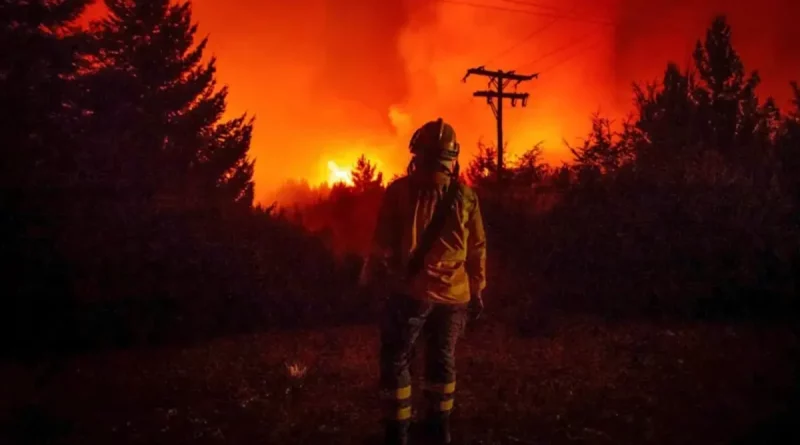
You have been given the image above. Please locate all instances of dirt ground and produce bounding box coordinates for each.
[1,316,797,445]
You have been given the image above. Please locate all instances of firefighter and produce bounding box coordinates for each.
[360,118,487,444]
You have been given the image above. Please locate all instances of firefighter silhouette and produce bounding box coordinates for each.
[361,118,487,444]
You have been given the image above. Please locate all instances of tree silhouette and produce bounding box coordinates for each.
[633,63,701,167]
[631,16,778,173]
[778,82,800,204]
[569,115,633,177]
[692,16,766,159]
[0,0,93,355]
[510,144,549,188]
[351,154,383,193]
[1,0,91,190]
[83,0,255,208]
[469,15,800,321]
[466,143,498,188]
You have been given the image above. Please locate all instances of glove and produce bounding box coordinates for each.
[468,291,484,321]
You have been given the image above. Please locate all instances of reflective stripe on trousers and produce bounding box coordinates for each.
[380,385,413,421]
[379,294,467,422]
[423,381,456,413]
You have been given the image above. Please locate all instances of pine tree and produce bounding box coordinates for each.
[632,16,775,170]
[82,0,255,208]
[0,0,92,190]
[778,82,800,203]
[692,16,766,158]
[633,63,701,166]
[0,0,92,354]
[351,154,383,193]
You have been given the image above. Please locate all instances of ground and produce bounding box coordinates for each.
[1,316,797,445]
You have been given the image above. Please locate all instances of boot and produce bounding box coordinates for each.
[422,413,451,444]
[384,420,410,445]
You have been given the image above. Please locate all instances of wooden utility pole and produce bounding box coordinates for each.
[463,67,537,181]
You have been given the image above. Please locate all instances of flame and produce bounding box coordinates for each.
[82,0,800,205]
[327,160,354,186]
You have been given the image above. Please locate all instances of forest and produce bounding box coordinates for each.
[1,1,798,444]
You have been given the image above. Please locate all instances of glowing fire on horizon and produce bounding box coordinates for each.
[327,160,354,186]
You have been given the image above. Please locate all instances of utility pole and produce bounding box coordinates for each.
[463,66,537,182]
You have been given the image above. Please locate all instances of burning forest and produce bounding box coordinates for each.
[2,1,799,444]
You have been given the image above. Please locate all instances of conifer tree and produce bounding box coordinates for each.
[351,155,383,193]
[0,0,91,190]
[83,0,254,208]
[777,82,800,202]
[0,0,92,352]
[633,63,700,165]
[632,16,776,170]
[692,16,765,157]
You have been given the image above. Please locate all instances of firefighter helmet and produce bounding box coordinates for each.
[409,118,460,161]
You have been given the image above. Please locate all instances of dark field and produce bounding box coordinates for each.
[2,317,796,445]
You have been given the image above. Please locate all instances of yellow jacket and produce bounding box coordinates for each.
[366,172,487,304]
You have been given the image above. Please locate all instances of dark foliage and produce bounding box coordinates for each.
[0,1,354,358]
[482,16,800,323]
[81,0,255,207]
[1,0,94,356]
[3,8,799,362]
[465,142,499,189]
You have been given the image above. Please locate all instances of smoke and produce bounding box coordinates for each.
[85,0,800,202]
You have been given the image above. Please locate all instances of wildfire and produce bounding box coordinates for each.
[327,160,354,186]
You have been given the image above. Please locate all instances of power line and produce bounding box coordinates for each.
[503,0,702,27]
[440,0,703,32]
[436,0,616,27]
[499,0,599,15]
[483,18,559,66]
[537,38,604,74]
[516,30,595,71]
[482,0,582,66]
[499,0,562,11]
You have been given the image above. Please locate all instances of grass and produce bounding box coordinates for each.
[0,316,797,445]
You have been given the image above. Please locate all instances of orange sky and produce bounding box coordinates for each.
[85,0,800,203]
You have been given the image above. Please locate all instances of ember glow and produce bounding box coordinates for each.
[83,0,800,203]
[327,161,354,186]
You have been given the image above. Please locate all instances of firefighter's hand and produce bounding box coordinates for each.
[359,257,389,288]
[468,291,484,321]
[358,260,370,288]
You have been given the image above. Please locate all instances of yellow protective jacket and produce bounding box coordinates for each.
[366,172,487,304]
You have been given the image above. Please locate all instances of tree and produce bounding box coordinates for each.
[631,16,778,174]
[777,82,800,203]
[351,154,383,193]
[82,0,255,208]
[0,0,93,355]
[692,16,769,159]
[633,63,701,167]
[569,115,634,178]
[0,0,92,190]
[466,142,498,188]
[510,143,549,188]
[550,164,573,191]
